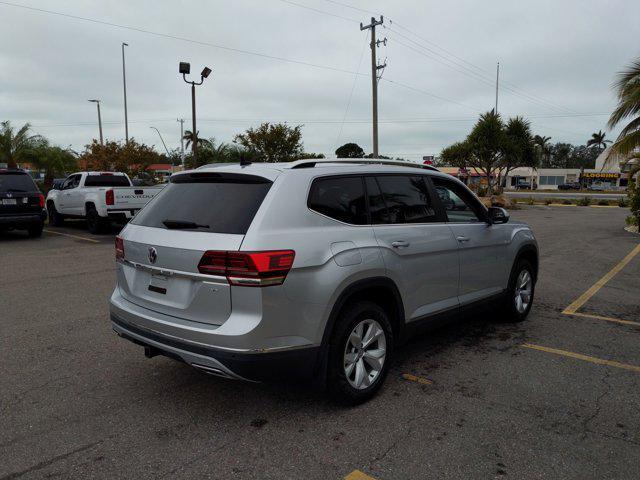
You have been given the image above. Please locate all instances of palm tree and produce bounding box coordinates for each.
[608,58,640,156]
[533,135,552,167]
[0,121,41,168]
[587,130,611,152]
[32,140,78,189]
[182,130,212,150]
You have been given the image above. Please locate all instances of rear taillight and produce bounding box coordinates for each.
[115,236,125,260]
[198,250,295,287]
[106,189,114,206]
[38,194,45,208]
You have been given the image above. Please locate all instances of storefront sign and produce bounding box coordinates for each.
[582,172,619,179]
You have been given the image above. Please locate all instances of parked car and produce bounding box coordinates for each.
[515,181,536,190]
[588,182,607,191]
[557,182,581,190]
[0,168,46,237]
[109,159,538,404]
[46,172,164,234]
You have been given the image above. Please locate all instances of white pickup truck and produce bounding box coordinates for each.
[46,171,164,234]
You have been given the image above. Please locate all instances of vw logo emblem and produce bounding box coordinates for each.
[148,247,158,264]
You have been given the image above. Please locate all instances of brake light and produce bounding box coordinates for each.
[38,193,45,208]
[106,189,114,205]
[115,236,125,260]
[198,250,295,287]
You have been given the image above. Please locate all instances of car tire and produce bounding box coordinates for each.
[27,222,44,238]
[499,258,535,322]
[86,207,107,234]
[327,301,393,405]
[47,202,63,226]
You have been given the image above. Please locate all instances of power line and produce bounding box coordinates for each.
[277,0,359,23]
[0,0,476,115]
[323,0,380,16]
[336,31,369,146]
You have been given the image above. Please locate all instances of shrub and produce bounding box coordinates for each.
[618,197,629,207]
[577,196,592,206]
[597,199,609,206]
[562,199,572,205]
[526,197,535,205]
[626,215,638,226]
[544,198,552,205]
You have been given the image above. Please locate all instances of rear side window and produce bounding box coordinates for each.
[374,175,439,224]
[131,172,272,234]
[0,172,37,192]
[84,174,130,187]
[308,176,367,225]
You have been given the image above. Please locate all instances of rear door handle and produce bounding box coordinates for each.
[456,236,470,243]
[391,240,410,248]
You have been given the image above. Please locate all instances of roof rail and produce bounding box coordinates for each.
[288,158,439,172]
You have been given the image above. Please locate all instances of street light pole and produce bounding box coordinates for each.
[88,99,103,146]
[177,118,185,167]
[122,42,129,143]
[150,127,170,155]
[179,62,212,164]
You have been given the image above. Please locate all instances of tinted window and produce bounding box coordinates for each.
[84,174,131,187]
[0,172,37,192]
[365,177,389,224]
[132,172,272,234]
[308,176,367,225]
[375,175,438,224]
[431,178,483,223]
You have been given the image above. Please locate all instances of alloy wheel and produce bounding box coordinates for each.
[514,269,533,314]
[343,319,387,390]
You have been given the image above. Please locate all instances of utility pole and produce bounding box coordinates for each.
[177,118,185,167]
[360,16,385,158]
[495,62,500,114]
[122,42,129,143]
[88,99,103,146]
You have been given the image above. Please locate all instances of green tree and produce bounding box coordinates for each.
[79,139,163,176]
[0,121,41,168]
[182,130,212,151]
[233,123,303,162]
[32,140,77,189]
[463,110,506,194]
[608,58,640,156]
[587,130,611,152]
[440,141,471,167]
[502,117,536,186]
[533,135,552,167]
[335,143,365,158]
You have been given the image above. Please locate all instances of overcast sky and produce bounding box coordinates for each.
[1,0,639,160]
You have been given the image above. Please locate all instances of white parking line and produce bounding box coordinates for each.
[43,229,101,243]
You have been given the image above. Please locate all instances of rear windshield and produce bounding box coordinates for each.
[0,172,37,192]
[131,172,272,234]
[84,174,130,187]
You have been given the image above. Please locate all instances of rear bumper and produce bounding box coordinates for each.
[0,211,46,226]
[107,209,139,222]
[111,312,321,382]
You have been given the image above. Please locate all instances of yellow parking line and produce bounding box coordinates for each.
[590,205,619,208]
[549,203,576,207]
[562,244,640,315]
[402,373,433,385]
[43,229,100,244]
[345,470,377,480]
[566,311,640,327]
[522,343,640,373]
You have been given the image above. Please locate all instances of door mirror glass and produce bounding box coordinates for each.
[488,207,509,224]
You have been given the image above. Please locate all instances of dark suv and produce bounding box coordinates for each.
[0,169,46,237]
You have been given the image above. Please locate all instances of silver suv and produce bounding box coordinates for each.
[110,159,538,403]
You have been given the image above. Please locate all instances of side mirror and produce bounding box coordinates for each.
[488,206,509,224]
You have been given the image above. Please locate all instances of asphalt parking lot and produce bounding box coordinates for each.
[1,206,639,479]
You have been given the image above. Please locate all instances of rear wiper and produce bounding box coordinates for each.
[162,219,210,230]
